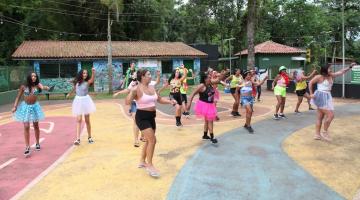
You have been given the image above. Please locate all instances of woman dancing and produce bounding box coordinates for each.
[309,63,355,141]
[293,69,317,114]
[12,72,50,157]
[66,68,96,145]
[126,69,176,177]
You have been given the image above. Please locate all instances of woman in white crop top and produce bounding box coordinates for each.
[126,69,176,177]
[309,63,356,141]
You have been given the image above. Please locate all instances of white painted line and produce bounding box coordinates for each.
[0,158,17,170]
[10,128,87,200]
[30,138,45,148]
[30,122,55,134]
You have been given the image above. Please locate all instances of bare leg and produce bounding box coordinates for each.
[33,122,40,144]
[303,93,312,109]
[280,97,286,114]
[315,110,324,138]
[295,96,303,112]
[132,114,140,145]
[142,128,156,167]
[245,105,253,126]
[76,115,82,140]
[84,114,91,138]
[323,110,334,133]
[275,95,282,114]
[23,122,30,147]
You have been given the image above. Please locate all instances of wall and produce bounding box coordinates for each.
[0,90,18,105]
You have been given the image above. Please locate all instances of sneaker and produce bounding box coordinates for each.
[210,138,218,144]
[231,111,237,116]
[273,114,280,120]
[235,112,241,116]
[176,121,182,127]
[257,99,261,102]
[215,116,220,121]
[35,143,41,151]
[309,107,315,110]
[279,114,287,119]
[24,146,31,157]
[74,139,80,145]
[88,137,94,144]
[294,111,301,115]
[202,135,211,140]
[244,124,254,134]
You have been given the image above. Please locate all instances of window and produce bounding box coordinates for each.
[40,64,59,78]
[60,63,78,78]
[40,63,78,78]
[161,60,172,74]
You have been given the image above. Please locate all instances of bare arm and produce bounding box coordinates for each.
[125,89,137,105]
[154,70,161,86]
[66,85,75,99]
[12,85,25,112]
[113,88,130,97]
[303,69,317,80]
[187,84,205,111]
[331,63,356,78]
[253,75,269,87]
[187,69,195,80]
[309,75,321,97]
[88,67,96,85]
[272,75,280,89]
[38,83,50,91]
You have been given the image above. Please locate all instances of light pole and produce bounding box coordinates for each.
[341,0,345,98]
[224,38,235,73]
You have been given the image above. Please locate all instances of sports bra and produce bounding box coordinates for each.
[24,87,40,96]
[240,81,253,94]
[276,77,286,87]
[136,88,158,109]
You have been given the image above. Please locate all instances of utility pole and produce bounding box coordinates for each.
[341,0,345,98]
[107,10,113,94]
[224,38,235,73]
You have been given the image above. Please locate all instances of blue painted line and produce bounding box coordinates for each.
[167,104,360,200]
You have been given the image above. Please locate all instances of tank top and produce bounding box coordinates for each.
[276,77,286,87]
[76,82,89,96]
[296,80,307,91]
[199,85,215,103]
[170,78,182,93]
[230,75,243,88]
[240,81,253,95]
[136,88,158,109]
[317,78,332,92]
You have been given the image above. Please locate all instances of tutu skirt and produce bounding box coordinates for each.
[311,90,334,110]
[14,102,45,123]
[194,100,217,121]
[72,95,96,115]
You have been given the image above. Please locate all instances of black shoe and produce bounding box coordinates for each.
[176,121,182,127]
[235,112,241,116]
[245,125,254,133]
[309,107,315,110]
[24,146,31,157]
[273,114,280,120]
[88,137,94,144]
[74,139,80,145]
[215,116,220,121]
[231,111,237,116]
[35,143,41,151]
[210,138,218,144]
[202,135,211,140]
[279,114,287,119]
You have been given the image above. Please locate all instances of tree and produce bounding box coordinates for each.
[246,0,257,70]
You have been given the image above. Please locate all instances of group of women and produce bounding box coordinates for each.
[11,62,356,177]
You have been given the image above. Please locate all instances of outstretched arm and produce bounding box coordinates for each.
[187,84,205,111]
[331,63,356,78]
[253,75,269,87]
[272,75,279,90]
[38,83,50,91]
[303,69,317,80]
[88,67,96,85]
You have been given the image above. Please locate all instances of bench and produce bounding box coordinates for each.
[41,86,70,100]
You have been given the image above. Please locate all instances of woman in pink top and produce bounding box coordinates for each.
[126,69,176,177]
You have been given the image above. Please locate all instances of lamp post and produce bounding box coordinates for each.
[224,38,235,73]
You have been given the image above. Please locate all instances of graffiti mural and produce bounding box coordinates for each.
[93,61,123,92]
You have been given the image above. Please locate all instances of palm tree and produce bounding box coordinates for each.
[246,0,256,70]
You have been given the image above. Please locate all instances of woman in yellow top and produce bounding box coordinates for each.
[293,69,317,114]
[225,69,243,116]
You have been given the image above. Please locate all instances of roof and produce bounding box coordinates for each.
[235,41,305,56]
[12,41,208,59]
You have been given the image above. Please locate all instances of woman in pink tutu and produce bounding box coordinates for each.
[187,71,225,144]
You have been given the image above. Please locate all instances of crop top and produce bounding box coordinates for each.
[76,82,89,96]
[199,85,215,103]
[136,90,158,109]
[317,78,333,92]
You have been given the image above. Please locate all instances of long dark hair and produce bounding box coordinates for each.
[199,72,209,84]
[320,65,330,76]
[26,72,41,93]
[168,69,182,84]
[73,69,90,86]
[137,69,149,82]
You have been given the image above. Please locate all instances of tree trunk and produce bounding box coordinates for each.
[247,0,257,70]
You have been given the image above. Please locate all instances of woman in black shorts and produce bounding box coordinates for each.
[126,69,176,177]
[293,69,317,113]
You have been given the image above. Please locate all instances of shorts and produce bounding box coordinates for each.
[170,92,183,105]
[230,88,239,94]
[296,89,307,97]
[129,101,137,113]
[181,93,187,104]
[274,85,286,97]
[241,96,254,109]
[135,109,156,131]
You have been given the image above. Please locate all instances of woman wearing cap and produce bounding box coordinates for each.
[240,70,268,133]
[272,66,291,120]
[309,63,355,141]
[293,69,317,114]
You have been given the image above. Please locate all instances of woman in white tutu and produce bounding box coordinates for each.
[67,68,96,145]
[309,63,355,141]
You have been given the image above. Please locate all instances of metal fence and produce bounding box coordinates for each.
[0,66,32,92]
